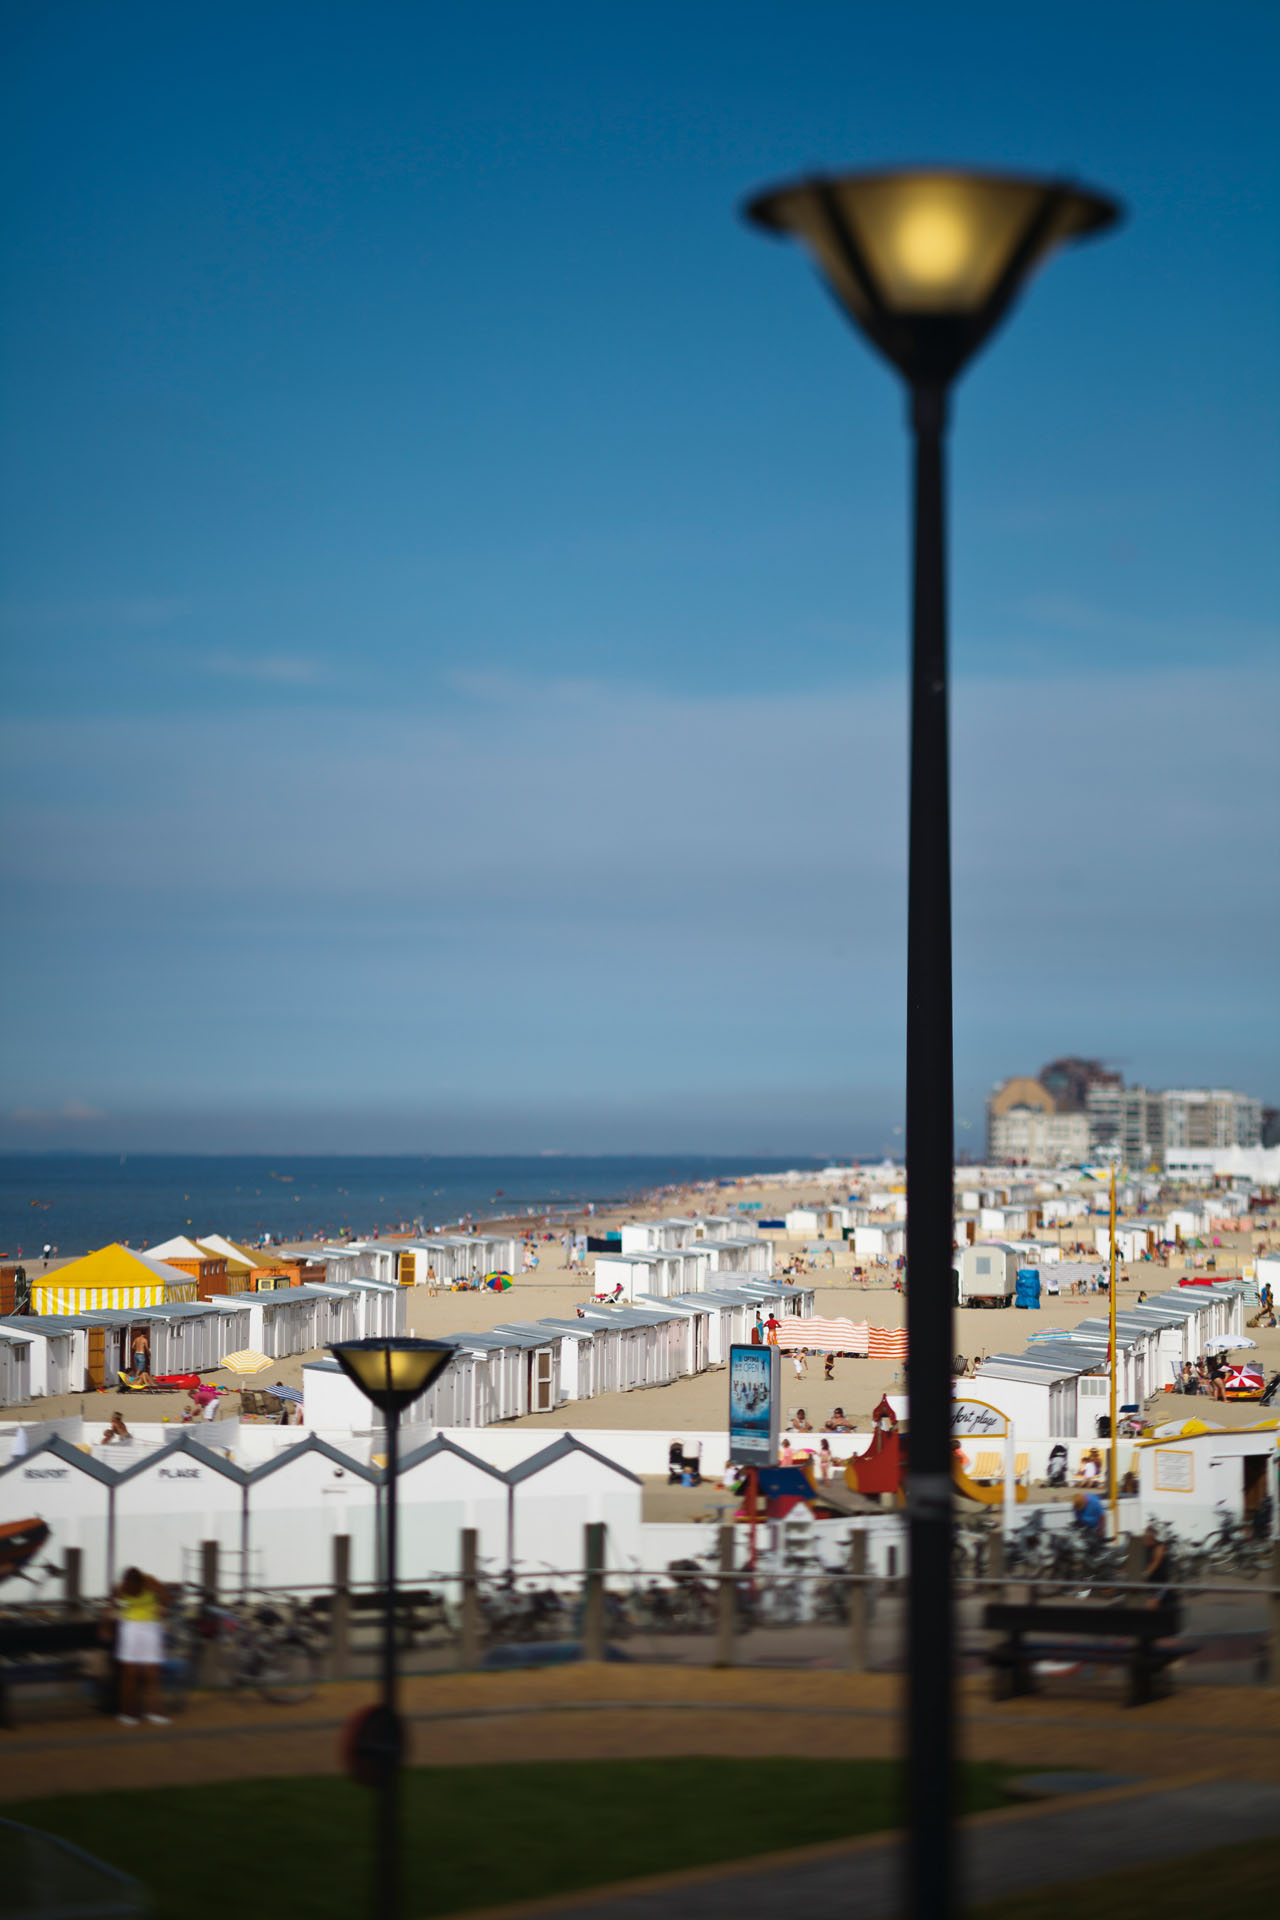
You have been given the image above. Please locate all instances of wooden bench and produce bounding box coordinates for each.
[983,1599,1189,1707]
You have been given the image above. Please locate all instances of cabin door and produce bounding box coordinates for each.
[1243,1454,1267,1519]
[531,1349,553,1411]
[86,1328,105,1390]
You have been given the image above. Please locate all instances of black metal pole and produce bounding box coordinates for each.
[376,1407,401,1920]
[905,378,956,1920]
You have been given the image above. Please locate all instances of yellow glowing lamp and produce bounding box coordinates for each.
[745,168,1120,384]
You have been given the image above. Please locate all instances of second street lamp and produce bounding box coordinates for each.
[743,166,1121,1920]
[331,1336,456,1920]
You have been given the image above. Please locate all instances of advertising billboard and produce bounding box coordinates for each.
[728,1343,781,1466]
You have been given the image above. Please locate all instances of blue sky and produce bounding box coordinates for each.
[1,1,1276,1153]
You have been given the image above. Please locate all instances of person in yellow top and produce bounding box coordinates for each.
[113,1567,170,1725]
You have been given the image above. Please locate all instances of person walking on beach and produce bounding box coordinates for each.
[112,1567,170,1725]
[792,1349,807,1380]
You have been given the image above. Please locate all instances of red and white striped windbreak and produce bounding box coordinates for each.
[774,1318,907,1358]
[775,1317,869,1354]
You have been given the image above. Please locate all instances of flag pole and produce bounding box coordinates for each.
[1108,1160,1119,1535]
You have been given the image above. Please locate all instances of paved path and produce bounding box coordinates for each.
[458,1776,1280,1920]
[3,1667,1280,1800]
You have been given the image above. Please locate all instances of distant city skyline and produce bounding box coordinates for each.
[2,4,1276,1154]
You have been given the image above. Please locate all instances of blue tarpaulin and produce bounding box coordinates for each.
[1015,1268,1042,1310]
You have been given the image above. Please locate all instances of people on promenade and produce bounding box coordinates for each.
[1072,1490,1105,1539]
[112,1567,170,1726]
[1075,1447,1102,1486]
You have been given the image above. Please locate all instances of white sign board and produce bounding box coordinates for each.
[1153,1449,1194,1493]
[951,1398,1009,1439]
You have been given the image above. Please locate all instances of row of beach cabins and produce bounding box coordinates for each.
[0,1426,645,1596]
[0,1220,813,1423]
[971,1279,1249,1438]
[0,1267,406,1403]
[312,1275,817,1427]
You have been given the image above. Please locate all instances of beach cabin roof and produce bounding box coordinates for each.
[488,1321,563,1347]
[435,1330,518,1355]
[147,1236,212,1262]
[39,1244,195,1293]
[633,1295,708,1318]
[670,1289,745,1309]
[479,1323,560,1351]
[505,1434,641,1486]
[196,1235,262,1270]
[245,1434,379,1487]
[572,1305,667,1330]
[1065,1319,1147,1352]
[112,1431,248,1488]
[0,1433,118,1487]
[0,1315,80,1339]
[396,1436,509,1481]
[977,1347,1100,1384]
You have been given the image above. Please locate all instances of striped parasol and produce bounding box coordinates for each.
[1222,1366,1265,1400]
[220,1349,274,1375]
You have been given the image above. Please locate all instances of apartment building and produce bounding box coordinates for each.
[1161,1088,1262,1152]
[988,1104,1090,1166]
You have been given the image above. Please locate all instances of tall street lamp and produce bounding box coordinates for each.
[331,1336,456,1920]
[743,168,1120,1920]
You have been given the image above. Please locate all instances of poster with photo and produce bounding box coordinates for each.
[728,1344,780,1465]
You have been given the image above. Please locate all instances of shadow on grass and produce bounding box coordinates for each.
[10,1756,1012,1918]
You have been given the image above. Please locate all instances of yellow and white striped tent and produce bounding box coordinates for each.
[31,1243,199,1316]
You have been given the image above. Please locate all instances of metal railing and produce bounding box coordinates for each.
[3,1530,1278,1700]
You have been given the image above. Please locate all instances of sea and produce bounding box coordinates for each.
[0,1154,830,1259]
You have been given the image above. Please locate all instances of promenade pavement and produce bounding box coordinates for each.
[3,1665,1279,1799]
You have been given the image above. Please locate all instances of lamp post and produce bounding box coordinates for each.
[743,168,1120,1920]
[331,1336,455,1920]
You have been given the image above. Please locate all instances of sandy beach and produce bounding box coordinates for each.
[5,1169,1275,1438]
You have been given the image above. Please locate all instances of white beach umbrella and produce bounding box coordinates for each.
[1204,1335,1256,1352]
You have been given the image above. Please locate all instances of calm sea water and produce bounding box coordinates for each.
[0,1154,826,1257]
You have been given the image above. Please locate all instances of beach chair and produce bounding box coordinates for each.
[1014,1453,1029,1481]
[969,1451,1002,1483]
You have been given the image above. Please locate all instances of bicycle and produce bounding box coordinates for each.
[181,1596,323,1705]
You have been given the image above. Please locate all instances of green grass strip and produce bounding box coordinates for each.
[8,1756,1012,1918]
